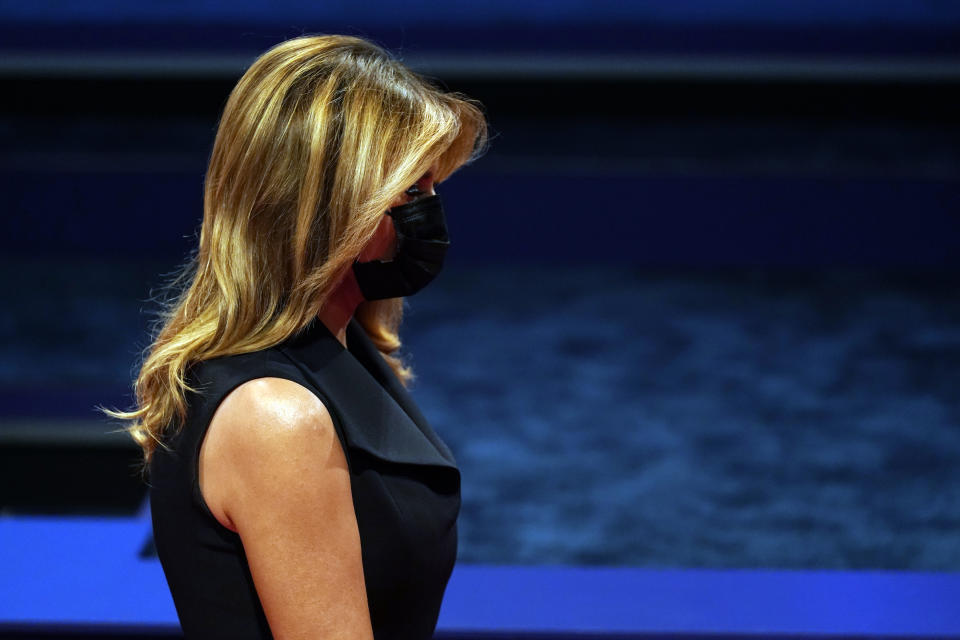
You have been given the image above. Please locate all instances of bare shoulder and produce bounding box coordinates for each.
[199,377,373,638]
[214,377,334,446]
[199,376,341,531]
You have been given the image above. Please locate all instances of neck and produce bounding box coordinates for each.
[318,271,364,348]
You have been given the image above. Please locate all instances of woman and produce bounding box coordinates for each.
[106,34,486,639]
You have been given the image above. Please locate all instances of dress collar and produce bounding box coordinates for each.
[279,317,457,470]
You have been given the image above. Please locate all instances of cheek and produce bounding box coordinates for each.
[379,218,398,259]
[358,216,397,262]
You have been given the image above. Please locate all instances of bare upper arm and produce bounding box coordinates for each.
[199,377,374,640]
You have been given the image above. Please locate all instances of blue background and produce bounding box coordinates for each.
[0,1,959,636]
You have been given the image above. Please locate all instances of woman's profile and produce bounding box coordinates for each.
[105,34,487,639]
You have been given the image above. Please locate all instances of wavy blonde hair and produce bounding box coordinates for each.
[103,34,486,470]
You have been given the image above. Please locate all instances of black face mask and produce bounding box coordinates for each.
[352,194,449,300]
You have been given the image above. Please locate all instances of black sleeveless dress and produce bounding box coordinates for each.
[148,318,461,639]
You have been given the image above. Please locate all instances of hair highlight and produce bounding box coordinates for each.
[102,35,487,472]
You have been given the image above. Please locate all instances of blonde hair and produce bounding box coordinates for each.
[103,35,486,470]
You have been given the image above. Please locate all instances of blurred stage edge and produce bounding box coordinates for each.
[1,504,959,638]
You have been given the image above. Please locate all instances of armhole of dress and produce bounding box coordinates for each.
[189,369,351,536]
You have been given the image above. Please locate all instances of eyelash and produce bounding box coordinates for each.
[405,172,435,198]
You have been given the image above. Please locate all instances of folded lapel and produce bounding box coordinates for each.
[345,320,458,466]
[279,318,456,470]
